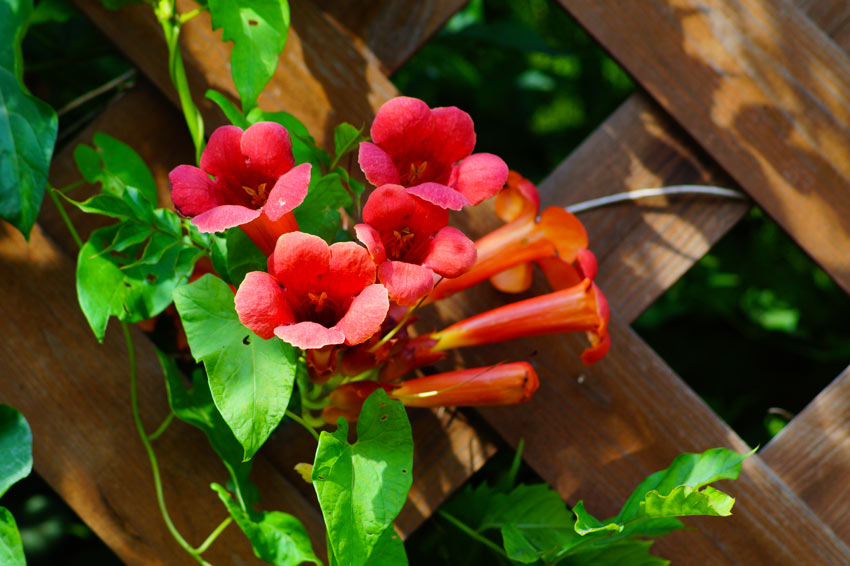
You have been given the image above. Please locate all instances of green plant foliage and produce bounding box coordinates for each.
[158,350,253,504]
[0,0,58,239]
[208,0,290,113]
[205,88,249,129]
[294,173,355,243]
[212,483,320,566]
[0,406,32,499]
[313,389,413,566]
[0,507,26,566]
[173,274,297,461]
[436,448,747,565]
[332,122,366,166]
[225,227,267,285]
[69,133,204,340]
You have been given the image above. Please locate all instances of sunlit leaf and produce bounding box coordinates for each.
[0,508,25,566]
[0,405,32,498]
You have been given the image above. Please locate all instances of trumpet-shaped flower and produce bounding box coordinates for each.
[169,122,311,254]
[430,278,610,365]
[234,232,389,350]
[426,206,589,303]
[355,185,476,305]
[322,362,539,422]
[358,97,508,210]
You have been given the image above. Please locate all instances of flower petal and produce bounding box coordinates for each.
[450,153,509,206]
[362,184,417,230]
[427,106,476,164]
[200,125,244,186]
[422,226,477,278]
[275,321,345,350]
[539,207,589,262]
[240,121,295,178]
[192,205,262,233]
[489,263,534,294]
[407,182,469,210]
[234,271,294,339]
[169,165,222,217]
[378,260,435,306]
[326,241,377,299]
[370,97,433,155]
[354,223,386,264]
[358,142,400,187]
[268,232,330,291]
[263,163,311,221]
[334,284,390,345]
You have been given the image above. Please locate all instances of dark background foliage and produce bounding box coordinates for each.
[11,0,850,563]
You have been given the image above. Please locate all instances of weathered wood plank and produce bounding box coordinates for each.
[761,367,850,545]
[310,0,467,73]
[0,222,325,566]
[560,0,850,296]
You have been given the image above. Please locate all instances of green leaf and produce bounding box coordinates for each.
[226,228,267,285]
[173,274,297,460]
[205,89,248,129]
[158,350,252,501]
[73,132,157,205]
[208,0,290,112]
[0,405,32,498]
[212,483,320,566]
[480,484,578,564]
[76,221,201,341]
[333,122,366,164]
[294,173,353,243]
[0,507,25,566]
[312,389,412,566]
[616,447,748,523]
[642,485,735,518]
[555,539,667,566]
[0,0,58,239]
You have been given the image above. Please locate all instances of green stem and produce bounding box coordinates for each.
[155,0,205,164]
[121,322,213,566]
[147,412,175,442]
[179,5,206,24]
[48,187,83,248]
[193,517,232,554]
[438,510,508,559]
[286,410,320,442]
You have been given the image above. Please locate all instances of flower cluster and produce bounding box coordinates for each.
[169,97,610,423]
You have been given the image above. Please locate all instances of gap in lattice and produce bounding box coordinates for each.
[633,206,850,447]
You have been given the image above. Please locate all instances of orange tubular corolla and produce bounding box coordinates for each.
[430,278,610,365]
[425,206,588,303]
[390,362,539,407]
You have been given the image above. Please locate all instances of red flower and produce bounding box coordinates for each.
[429,278,610,365]
[234,232,389,350]
[358,97,508,210]
[354,185,476,305]
[169,122,311,254]
[321,362,539,422]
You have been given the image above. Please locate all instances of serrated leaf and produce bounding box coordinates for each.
[616,448,747,523]
[480,484,578,563]
[73,132,157,205]
[208,0,290,112]
[158,350,252,501]
[312,389,412,566]
[226,227,266,285]
[0,0,58,239]
[76,222,201,341]
[212,483,320,566]
[333,122,366,163]
[0,405,32,498]
[173,274,297,460]
[294,173,353,242]
[0,507,25,566]
[642,485,734,518]
[205,89,249,128]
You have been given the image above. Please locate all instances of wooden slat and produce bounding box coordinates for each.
[761,367,850,545]
[0,222,325,566]
[310,0,467,73]
[560,0,850,296]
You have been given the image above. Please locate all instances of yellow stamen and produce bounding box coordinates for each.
[242,182,268,207]
[308,291,330,313]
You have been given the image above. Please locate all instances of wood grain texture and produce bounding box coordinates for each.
[0,222,325,566]
[561,0,850,296]
[310,0,467,73]
[761,366,850,545]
